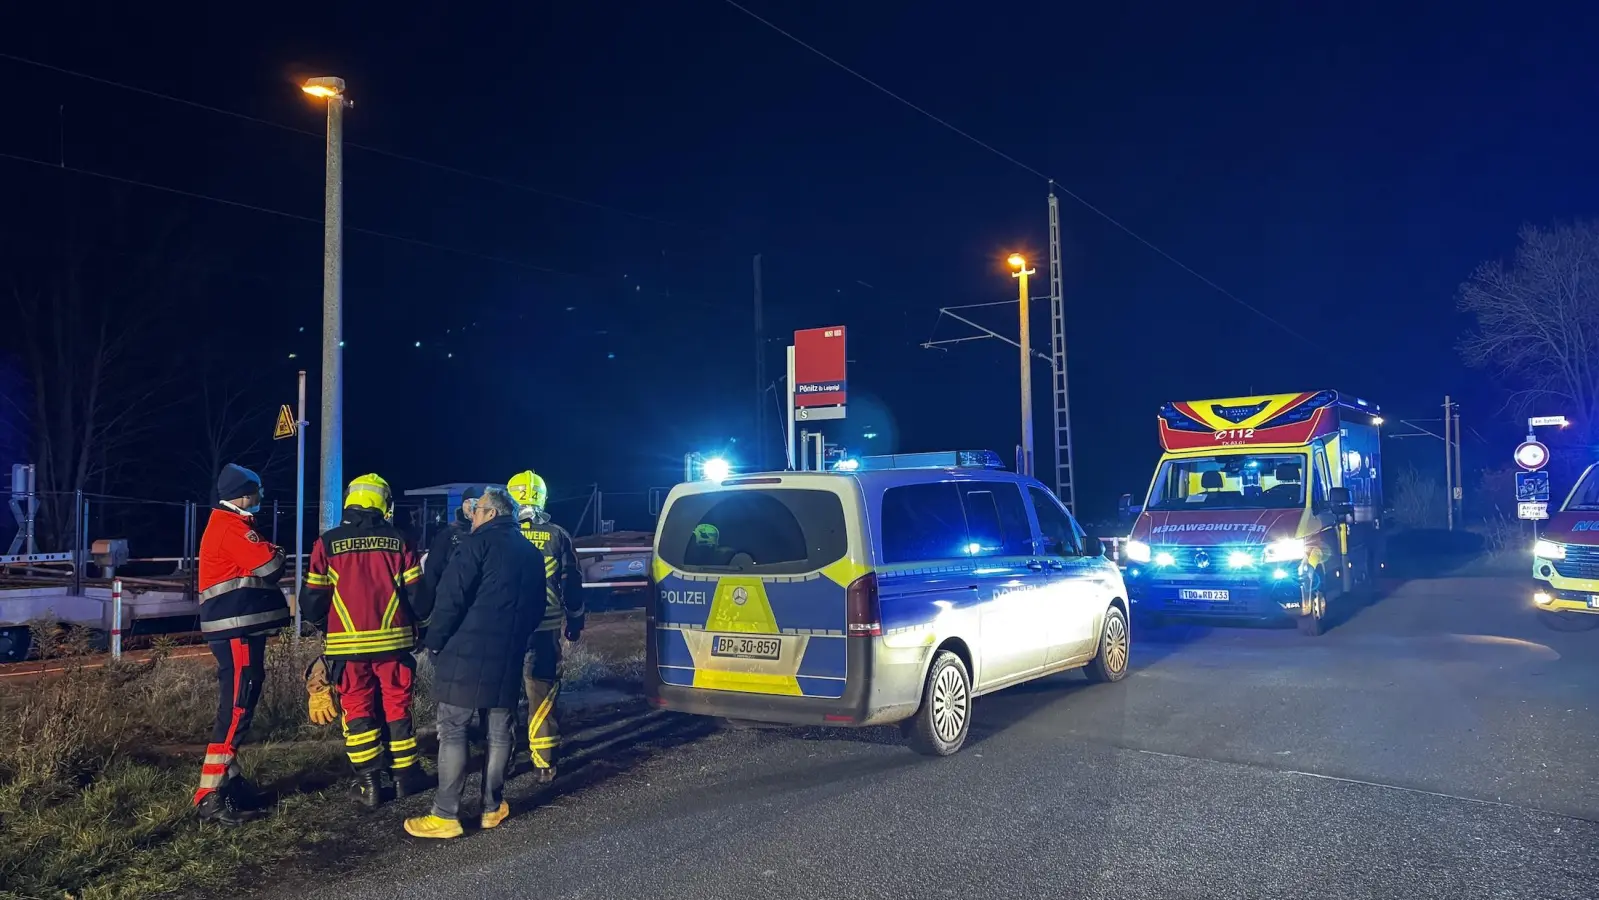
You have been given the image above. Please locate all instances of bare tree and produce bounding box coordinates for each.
[189,351,292,503]
[1458,221,1599,443]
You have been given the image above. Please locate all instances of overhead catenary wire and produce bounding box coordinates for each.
[717,0,1310,344]
[0,149,742,314]
[0,50,713,235]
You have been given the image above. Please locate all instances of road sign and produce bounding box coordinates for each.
[1514,440,1549,471]
[1518,501,1549,521]
[795,405,845,421]
[274,405,298,440]
[1529,415,1569,428]
[1516,470,1551,502]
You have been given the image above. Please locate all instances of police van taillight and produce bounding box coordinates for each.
[845,573,881,637]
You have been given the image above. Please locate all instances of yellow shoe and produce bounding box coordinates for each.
[404,814,463,839]
[480,801,510,830]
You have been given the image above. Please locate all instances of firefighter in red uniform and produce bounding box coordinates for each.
[300,474,427,806]
[194,463,293,825]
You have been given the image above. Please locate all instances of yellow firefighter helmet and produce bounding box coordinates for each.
[507,470,548,512]
[345,473,394,520]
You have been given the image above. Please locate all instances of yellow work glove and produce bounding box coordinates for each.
[304,656,339,727]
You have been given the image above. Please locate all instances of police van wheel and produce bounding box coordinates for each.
[1084,605,1130,684]
[902,650,971,757]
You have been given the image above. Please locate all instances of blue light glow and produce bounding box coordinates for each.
[1227,551,1255,569]
[1272,568,1290,580]
[1154,551,1176,567]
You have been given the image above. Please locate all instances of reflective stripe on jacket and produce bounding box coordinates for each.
[300,508,422,658]
[197,506,291,639]
[517,520,585,632]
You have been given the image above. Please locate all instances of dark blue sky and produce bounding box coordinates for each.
[5,0,1598,523]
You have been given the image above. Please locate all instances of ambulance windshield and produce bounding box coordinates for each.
[1148,454,1309,511]
[1567,466,1599,511]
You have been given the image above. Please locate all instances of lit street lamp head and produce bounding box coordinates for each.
[301,76,346,99]
[1007,253,1026,269]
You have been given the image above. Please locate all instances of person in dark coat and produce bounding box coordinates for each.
[404,486,545,839]
[413,484,485,629]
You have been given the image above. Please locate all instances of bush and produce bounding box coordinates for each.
[1392,466,1445,529]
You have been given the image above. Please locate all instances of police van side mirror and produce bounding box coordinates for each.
[1327,486,1354,518]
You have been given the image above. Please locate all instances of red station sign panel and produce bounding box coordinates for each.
[793,327,847,409]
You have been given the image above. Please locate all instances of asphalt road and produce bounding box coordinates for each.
[283,577,1599,900]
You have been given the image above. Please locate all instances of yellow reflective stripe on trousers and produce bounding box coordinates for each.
[347,744,384,764]
[344,728,381,747]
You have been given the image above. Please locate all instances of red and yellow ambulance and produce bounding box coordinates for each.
[1531,463,1599,617]
[1121,391,1384,635]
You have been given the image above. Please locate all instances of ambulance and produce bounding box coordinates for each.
[1531,463,1599,617]
[1121,391,1384,635]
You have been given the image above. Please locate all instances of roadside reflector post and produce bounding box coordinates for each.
[111,578,123,660]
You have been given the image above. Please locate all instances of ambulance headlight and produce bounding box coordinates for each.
[1534,539,1566,560]
[1262,538,1307,563]
[1124,540,1152,564]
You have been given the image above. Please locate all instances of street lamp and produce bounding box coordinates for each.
[1008,253,1036,476]
[302,76,349,531]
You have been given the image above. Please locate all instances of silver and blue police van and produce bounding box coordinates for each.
[646,450,1130,755]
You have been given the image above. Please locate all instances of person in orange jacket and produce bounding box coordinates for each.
[194,463,292,825]
[300,474,426,807]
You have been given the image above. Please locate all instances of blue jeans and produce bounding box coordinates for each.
[433,702,511,820]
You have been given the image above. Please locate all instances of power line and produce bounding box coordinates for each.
[0,50,711,234]
[0,149,741,314]
[717,0,1310,343]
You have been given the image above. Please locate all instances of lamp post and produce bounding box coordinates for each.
[302,76,349,531]
[1008,253,1036,477]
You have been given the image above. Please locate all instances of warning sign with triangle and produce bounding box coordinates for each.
[273,405,298,440]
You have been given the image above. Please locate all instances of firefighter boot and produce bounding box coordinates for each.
[197,789,261,826]
[393,765,429,799]
[224,765,264,811]
[353,771,383,809]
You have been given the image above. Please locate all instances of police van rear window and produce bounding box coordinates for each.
[659,489,848,575]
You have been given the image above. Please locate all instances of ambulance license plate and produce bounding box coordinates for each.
[1180,589,1230,601]
[711,635,782,660]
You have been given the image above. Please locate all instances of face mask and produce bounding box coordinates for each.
[244,502,262,515]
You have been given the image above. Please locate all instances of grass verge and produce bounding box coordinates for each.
[0,610,645,900]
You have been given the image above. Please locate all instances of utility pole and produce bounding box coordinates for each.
[294,370,307,639]
[1009,253,1036,477]
[1452,400,1464,523]
[302,76,348,531]
[753,254,765,470]
[1442,395,1454,530]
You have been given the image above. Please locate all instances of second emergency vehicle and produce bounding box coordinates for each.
[1532,462,1599,618]
[1121,390,1384,635]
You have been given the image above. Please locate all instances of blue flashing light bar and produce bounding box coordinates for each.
[854,450,1006,471]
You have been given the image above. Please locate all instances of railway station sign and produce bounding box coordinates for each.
[793,326,846,416]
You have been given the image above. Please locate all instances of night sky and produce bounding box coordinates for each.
[5,0,1598,530]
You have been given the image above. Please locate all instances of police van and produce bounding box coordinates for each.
[646,450,1130,756]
